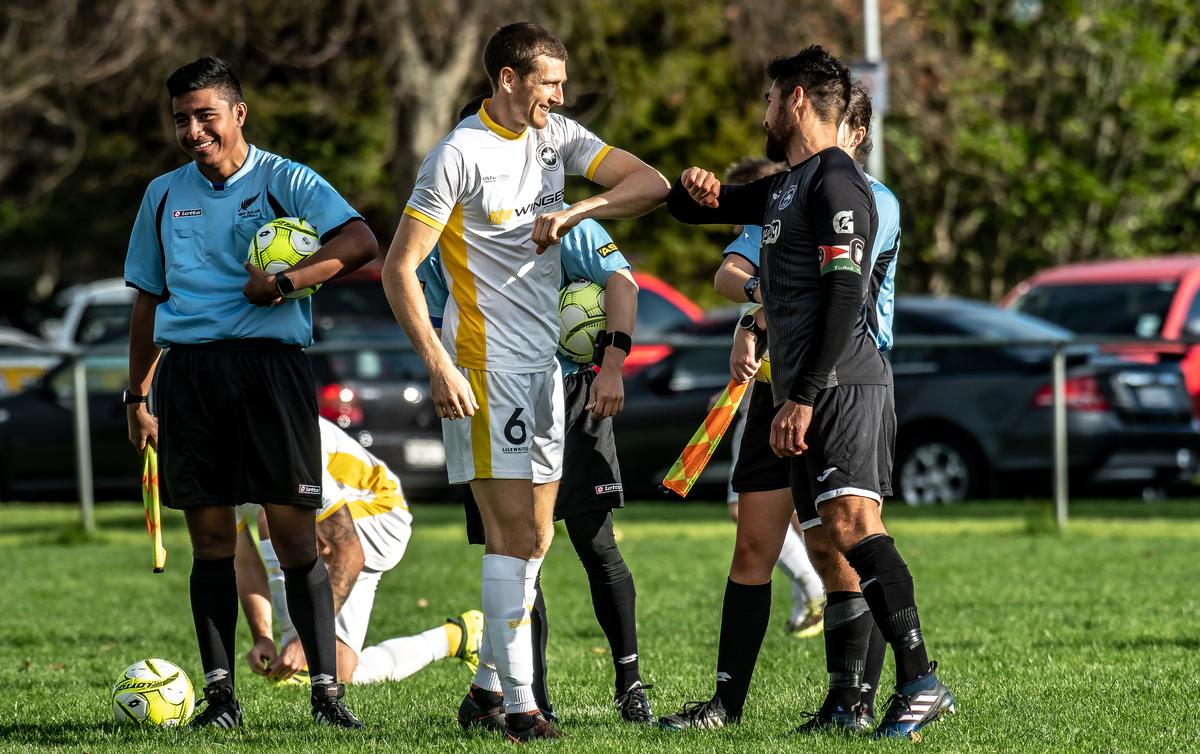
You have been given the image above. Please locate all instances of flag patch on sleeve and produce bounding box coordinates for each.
[818,243,862,275]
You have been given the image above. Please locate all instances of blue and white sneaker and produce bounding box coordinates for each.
[873,663,955,740]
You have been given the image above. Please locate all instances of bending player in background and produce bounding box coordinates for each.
[381,22,667,742]
[718,158,827,641]
[418,204,653,725]
[234,417,483,685]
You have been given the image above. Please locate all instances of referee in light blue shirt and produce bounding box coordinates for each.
[123,57,376,730]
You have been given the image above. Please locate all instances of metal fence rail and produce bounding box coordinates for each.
[53,335,1190,534]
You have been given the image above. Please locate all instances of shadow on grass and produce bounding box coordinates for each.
[0,721,119,745]
[1111,636,1200,651]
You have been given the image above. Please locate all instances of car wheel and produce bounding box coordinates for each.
[896,432,982,505]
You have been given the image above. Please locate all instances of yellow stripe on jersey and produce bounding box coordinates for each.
[403,205,446,232]
[442,205,487,368]
[325,452,409,515]
[478,100,526,140]
[468,369,493,478]
[585,145,614,181]
[347,495,406,520]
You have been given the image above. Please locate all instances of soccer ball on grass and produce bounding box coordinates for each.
[558,280,607,364]
[111,658,194,727]
[246,217,321,299]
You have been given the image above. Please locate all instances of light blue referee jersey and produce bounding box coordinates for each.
[418,216,631,376]
[722,173,900,350]
[123,145,361,347]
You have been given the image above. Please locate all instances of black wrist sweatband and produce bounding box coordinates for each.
[594,330,632,367]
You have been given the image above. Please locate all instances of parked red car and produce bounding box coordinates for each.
[1003,255,1200,416]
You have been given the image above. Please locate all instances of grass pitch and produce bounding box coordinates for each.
[1,499,1198,753]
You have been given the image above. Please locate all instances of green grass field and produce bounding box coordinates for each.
[1,500,1198,753]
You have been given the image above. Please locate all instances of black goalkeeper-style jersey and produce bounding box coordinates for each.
[668,146,891,407]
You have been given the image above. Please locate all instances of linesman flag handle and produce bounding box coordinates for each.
[141,446,167,573]
[659,378,751,499]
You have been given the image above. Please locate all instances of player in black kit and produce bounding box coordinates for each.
[659,47,954,741]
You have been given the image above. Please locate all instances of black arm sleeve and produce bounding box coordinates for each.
[666,173,776,227]
[789,160,874,405]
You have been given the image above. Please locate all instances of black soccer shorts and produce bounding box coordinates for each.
[154,339,323,509]
[790,383,895,530]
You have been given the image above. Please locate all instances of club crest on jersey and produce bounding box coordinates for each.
[537,143,561,170]
[832,210,855,234]
[237,192,263,219]
[779,185,796,209]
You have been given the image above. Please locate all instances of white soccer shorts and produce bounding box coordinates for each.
[443,363,565,485]
[335,507,412,654]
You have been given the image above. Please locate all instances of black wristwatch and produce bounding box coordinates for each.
[739,313,766,341]
[275,273,296,298]
[123,388,148,405]
[743,276,760,303]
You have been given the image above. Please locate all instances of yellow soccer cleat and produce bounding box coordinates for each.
[449,609,484,674]
[787,596,826,639]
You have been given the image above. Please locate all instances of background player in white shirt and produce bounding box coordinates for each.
[235,418,483,685]
[381,22,668,741]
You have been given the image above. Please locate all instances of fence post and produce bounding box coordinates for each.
[71,353,96,535]
[1052,345,1068,531]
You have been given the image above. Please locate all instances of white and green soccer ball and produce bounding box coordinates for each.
[111,658,194,727]
[558,280,607,364]
[246,217,321,299]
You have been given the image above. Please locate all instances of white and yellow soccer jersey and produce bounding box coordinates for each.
[404,101,611,373]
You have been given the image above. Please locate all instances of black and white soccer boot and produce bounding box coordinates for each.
[786,701,873,735]
[615,682,654,724]
[311,682,365,729]
[658,696,738,731]
[457,686,505,732]
[188,684,242,729]
[873,663,955,740]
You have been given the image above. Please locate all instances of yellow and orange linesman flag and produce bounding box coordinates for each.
[660,378,751,499]
[141,446,167,573]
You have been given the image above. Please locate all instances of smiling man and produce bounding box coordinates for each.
[381,22,668,742]
[123,56,377,730]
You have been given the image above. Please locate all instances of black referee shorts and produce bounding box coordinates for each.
[730,382,791,494]
[154,339,323,510]
[463,367,624,544]
[790,384,895,530]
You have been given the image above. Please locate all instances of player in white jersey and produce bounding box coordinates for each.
[234,418,483,686]
[381,22,668,742]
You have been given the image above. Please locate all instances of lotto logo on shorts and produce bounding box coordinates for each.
[298,484,321,496]
[594,483,623,495]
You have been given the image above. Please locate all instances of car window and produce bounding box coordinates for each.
[76,303,133,346]
[1012,282,1176,338]
[637,289,691,337]
[47,355,128,398]
[666,344,730,392]
[948,306,1071,340]
[313,281,394,321]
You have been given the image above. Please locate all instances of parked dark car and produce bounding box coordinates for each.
[891,297,1200,502]
[0,354,138,500]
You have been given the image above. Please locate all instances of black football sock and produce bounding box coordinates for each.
[714,579,772,718]
[530,574,552,714]
[189,556,238,691]
[861,618,887,714]
[565,511,642,694]
[844,534,931,687]
[282,557,338,689]
[821,591,872,713]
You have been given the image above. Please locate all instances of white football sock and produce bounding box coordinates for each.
[353,625,449,684]
[259,538,295,640]
[472,621,502,692]
[482,554,539,713]
[775,526,824,618]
